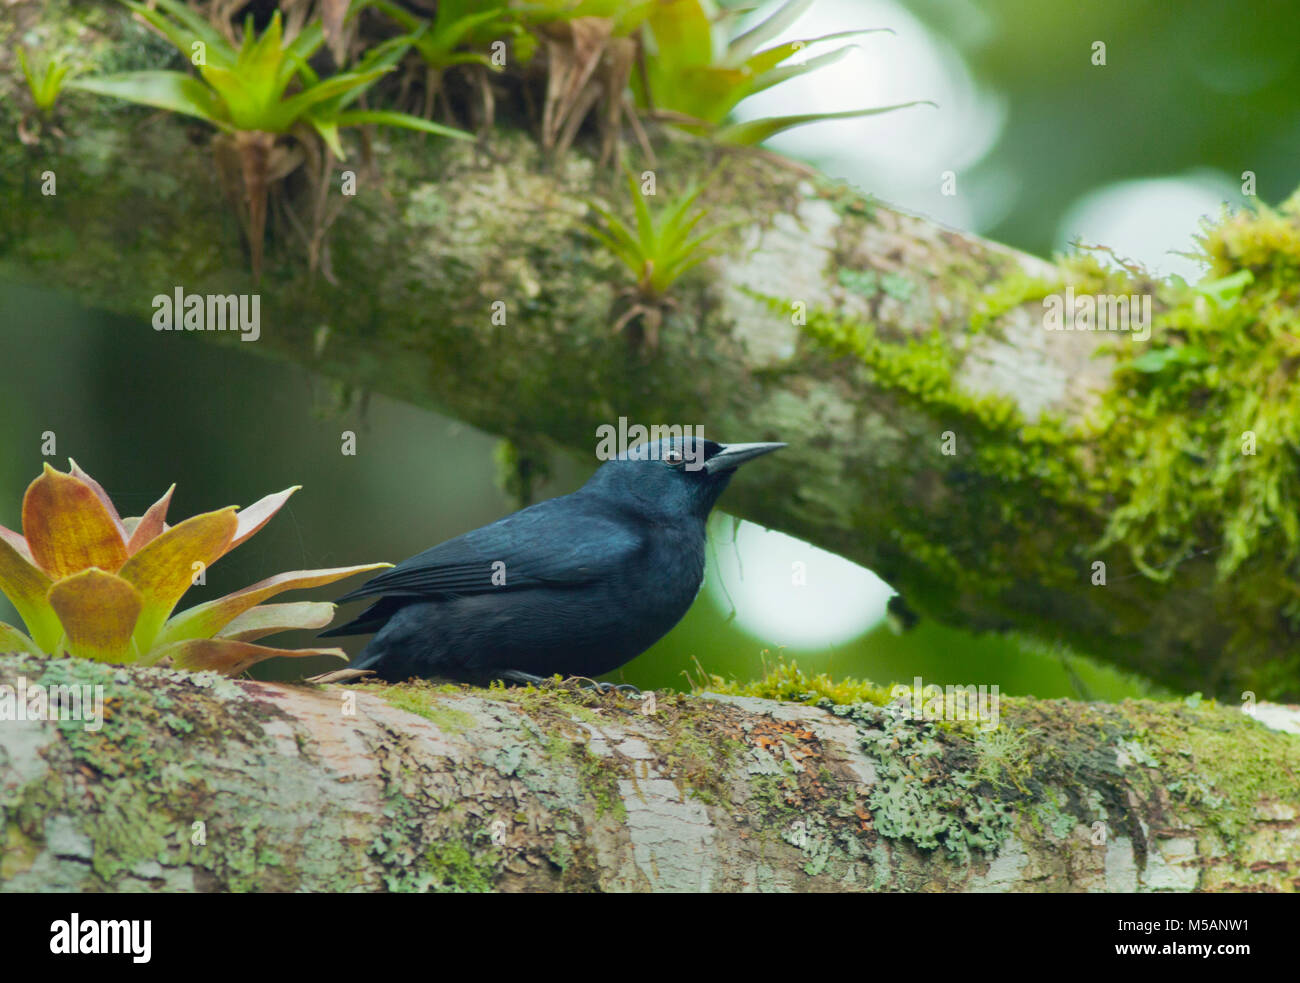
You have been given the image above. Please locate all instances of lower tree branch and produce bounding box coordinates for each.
[2,654,1297,892]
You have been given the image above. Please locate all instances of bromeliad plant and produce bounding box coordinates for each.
[67,0,471,277]
[586,167,731,347]
[15,47,76,145]
[18,48,73,114]
[636,0,930,145]
[516,0,654,160]
[372,0,519,123]
[0,463,389,677]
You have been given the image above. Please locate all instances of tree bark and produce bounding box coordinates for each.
[1,653,1297,892]
[2,1,1298,699]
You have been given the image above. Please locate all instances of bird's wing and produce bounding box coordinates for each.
[335,498,643,603]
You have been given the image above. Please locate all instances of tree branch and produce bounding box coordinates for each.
[2,1,1298,699]
[1,654,1297,892]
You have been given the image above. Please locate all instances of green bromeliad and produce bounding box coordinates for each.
[636,0,931,144]
[66,0,471,277]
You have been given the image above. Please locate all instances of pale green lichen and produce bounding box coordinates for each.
[1029,790,1080,840]
[828,701,1016,863]
[0,654,370,891]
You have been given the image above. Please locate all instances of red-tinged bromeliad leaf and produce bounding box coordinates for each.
[214,601,336,642]
[117,507,239,652]
[68,459,129,541]
[155,638,348,677]
[125,483,175,555]
[153,563,393,649]
[227,486,300,553]
[0,461,388,676]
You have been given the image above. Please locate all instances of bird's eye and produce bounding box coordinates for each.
[663,449,684,467]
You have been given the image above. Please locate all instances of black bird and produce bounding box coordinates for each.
[317,437,784,686]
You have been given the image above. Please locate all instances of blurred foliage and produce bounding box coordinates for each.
[900,0,1300,253]
[1090,195,1300,604]
[373,0,516,74]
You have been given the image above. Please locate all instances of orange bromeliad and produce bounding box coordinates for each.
[0,462,388,676]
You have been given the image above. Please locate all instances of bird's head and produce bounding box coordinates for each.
[586,436,785,518]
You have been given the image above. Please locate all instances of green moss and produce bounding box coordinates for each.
[543,731,626,821]
[359,679,476,733]
[694,657,895,707]
[970,725,1040,793]
[664,727,742,807]
[1123,700,1300,852]
[424,839,496,893]
[480,678,606,724]
[749,192,1300,697]
[967,266,1063,333]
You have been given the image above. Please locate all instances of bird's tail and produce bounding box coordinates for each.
[318,596,405,638]
[305,667,376,684]
[307,625,388,684]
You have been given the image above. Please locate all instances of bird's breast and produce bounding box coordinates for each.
[629,526,706,618]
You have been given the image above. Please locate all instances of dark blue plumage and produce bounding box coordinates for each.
[320,437,783,683]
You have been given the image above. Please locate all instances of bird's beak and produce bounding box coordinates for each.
[703,441,787,474]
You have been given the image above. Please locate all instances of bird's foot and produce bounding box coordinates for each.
[562,676,642,697]
[496,670,640,697]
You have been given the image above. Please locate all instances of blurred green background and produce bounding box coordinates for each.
[5,0,1298,699]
